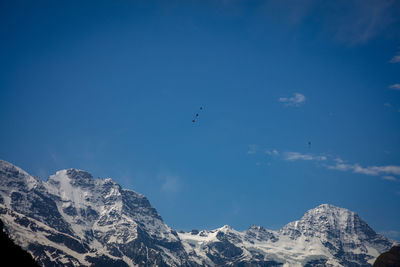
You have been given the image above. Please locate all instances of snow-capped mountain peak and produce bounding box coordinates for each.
[280,203,377,240]
[0,161,188,266]
[0,160,398,267]
[0,160,39,192]
[302,203,357,227]
[46,169,96,188]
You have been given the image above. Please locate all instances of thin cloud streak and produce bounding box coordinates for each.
[389,84,400,90]
[158,172,182,194]
[327,162,400,177]
[379,230,400,240]
[390,55,400,63]
[265,149,279,156]
[279,93,306,107]
[284,152,327,161]
[161,175,181,193]
[260,0,400,45]
[247,144,258,154]
[280,151,400,180]
[382,176,397,181]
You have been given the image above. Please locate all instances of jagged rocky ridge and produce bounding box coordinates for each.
[0,160,397,266]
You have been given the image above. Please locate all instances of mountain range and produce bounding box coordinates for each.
[0,160,397,266]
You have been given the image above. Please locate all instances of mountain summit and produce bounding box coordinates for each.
[0,160,397,266]
[0,160,187,266]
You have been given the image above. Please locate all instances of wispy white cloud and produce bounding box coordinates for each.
[382,175,397,181]
[327,162,400,177]
[160,174,181,194]
[279,93,306,107]
[261,0,400,45]
[257,147,400,184]
[333,157,344,163]
[284,152,327,161]
[282,152,400,181]
[247,144,258,154]
[384,102,392,107]
[265,149,279,156]
[390,55,400,63]
[380,230,400,239]
[389,83,400,90]
[331,0,397,45]
[36,168,50,179]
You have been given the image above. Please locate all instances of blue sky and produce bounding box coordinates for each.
[1,0,400,240]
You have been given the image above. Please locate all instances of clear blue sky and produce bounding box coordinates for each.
[1,0,400,240]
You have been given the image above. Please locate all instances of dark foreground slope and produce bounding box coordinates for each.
[0,219,39,267]
[373,246,400,267]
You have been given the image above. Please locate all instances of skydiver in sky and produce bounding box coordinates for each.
[192,107,203,123]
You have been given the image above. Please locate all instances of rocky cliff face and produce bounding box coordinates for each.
[179,205,397,266]
[0,160,190,266]
[0,160,397,266]
[278,204,394,266]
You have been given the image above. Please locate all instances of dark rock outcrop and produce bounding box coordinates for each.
[373,246,400,267]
